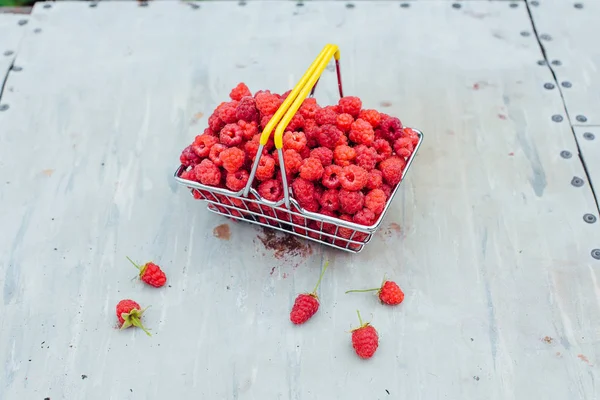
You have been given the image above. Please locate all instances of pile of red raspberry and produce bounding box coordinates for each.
[179,82,418,229]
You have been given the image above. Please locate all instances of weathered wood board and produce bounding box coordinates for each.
[0,1,599,399]
[0,14,29,101]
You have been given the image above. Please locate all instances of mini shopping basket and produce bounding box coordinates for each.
[174,44,423,253]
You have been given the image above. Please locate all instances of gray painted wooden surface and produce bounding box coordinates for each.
[0,1,599,399]
[0,14,29,99]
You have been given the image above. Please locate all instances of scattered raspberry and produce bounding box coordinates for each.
[354,145,378,171]
[235,96,259,123]
[208,113,225,132]
[358,109,382,128]
[379,280,404,305]
[116,299,151,336]
[208,143,226,167]
[217,101,238,124]
[194,159,221,186]
[380,116,403,142]
[180,145,201,167]
[318,124,343,149]
[340,165,368,191]
[310,147,333,167]
[315,107,338,126]
[319,189,340,212]
[291,177,316,205]
[299,157,324,181]
[339,189,365,215]
[333,145,356,167]
[127,256,167,288]
[350,311,378,359]
[286,114,305,132]
[290,261,328,325]
[322,164,343,189]
[379,156,406,186]
[349,118,375,146]
[338,96,362,118]
[381,184,392,199]
[258,179,283,202]
[283,131,307,152]
[256,155,276,181]
[336,113,354,132]
[229,82,252,101]
[393,137,415,159]
[220,147,245,173]
[255,91,282,116]
[299,97,320,120]
[226,169,249,192]
[220,123,243,147]
[365,189,387,215]
[353,208,376,226]
[366,169,383,190]
[373,139,393,162]
[192,134,218,158]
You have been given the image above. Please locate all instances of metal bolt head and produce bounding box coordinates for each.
[551,60,562,66]
[583,214,597,224]
[238,0,246,5]
[544,83,555,89]
[574,3,584,9]
[18,19,28,26]
[139,1,148,6]
[346,3,355,9]
[452,3,462,9]
[3,50,14,56]
[592,249,600,260]
[521,31,531,37]
[576,115,588,123]
[561,81,572,88]
[400,2,410,8]
[89,2,97,7]
[510,2,518,7]
[571,177,584,187]
[537,60,546,66]
[531,0,539,5]
[43,3,51,8]
[296,1,304,6]
[583,132,595,140]
[189,3,199,8]
[552,114,563,122]
[0,104,8,111]
[540,34,552,41]
[560,150,572,159]
[11,66,22,72]
[34,28,42,34]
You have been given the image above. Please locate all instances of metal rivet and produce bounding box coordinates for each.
[18,19,28,26]
[531,0,539,5]
[544,83,555,89]
[11,66,22,72]
[583,132,595,140]
[238,0,246,5]
[561,81,572,88]
[540,34,552,41]
[189,3,199,9]
[346,3,355,9]
[592,249,600,260]
[452,3,462,9]
[576,115,588,123]
[583,214,597,224]
[571,177,584,187]
[296,2,304,6]
[521,31,531,37]
[0,104,9,111]
[139,1,148,6]
[574,3,584,9]
[537,60,546,66]
[34,28,42,34]
[552,115,563,122]
[510,2,518,7]
[3,50,14,56]
[400,2,410,8]
[43,3,52,8]
[560,150,572,159]
[551,60,562,66]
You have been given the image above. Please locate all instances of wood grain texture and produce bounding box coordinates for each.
[0,1,599,399]
[529,0,600,126]
[0,14,29,100]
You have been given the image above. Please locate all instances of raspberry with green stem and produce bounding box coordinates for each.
[350,309,379,359]
[289,260,329,325]
[345,275,404,305]
[127,256,167,288]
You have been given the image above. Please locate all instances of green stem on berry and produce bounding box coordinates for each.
[126,256,142,271]
[312,260,329,294]
[130,317,152,337]
[357,310,363,326]
[345,288,379,294]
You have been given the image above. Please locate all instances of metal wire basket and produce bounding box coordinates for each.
[174,44,423,253]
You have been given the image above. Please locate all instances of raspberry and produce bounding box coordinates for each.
[336,113,354,132]
[208,113,225,132]
[313,184,324,202]
[116,299,151,336]
[258,179,283,202]
[316,209,338,234]
[209,143,227,167]
[333,145,356,167]
[354,145,378,171]
[338,96,362,118]
[381,184,392,199]
[226,169,249,192]
[366,169,383,190]
[291,177,315,205]
[299,97,320,120]
[349,118,375,146]
[353,208,376,226]
[244,139,262,161]
[380,116,403,142]
[317,124,343,149]
[299,157,324,181]
[281,89,292,100]
[365,188,387,215]
[318,189,340,212]
[304,122,319,148]
[289,261,328,324]
[256,155,276,181]
[255,91,282,116]
[194,159,221,186]
[373,139,393,162]
[339,189,365,215]
[127,256,167,288]
[180,168,194,180]
[286,114,305,132]
[404,127,420,146]
[180,145,201,167]
[379,156,406,186]
[340,165,368,191]
[217,101,239,124]
[260,114,274,130]
[358,109,382,128]
[393,137,415,159]
[322,164,343,189]
[315,107,338,126]
[282,149,303,174]
[336,134,349,147]
[235,96,259,123]
[299,146,311,159]
[336,214,354,239]
[229,82,252,101]
[350,311,378,359]
[238,120,258,141]
[220,147,245,173]
[192,134,218,158]
[310,147,333,166]
[283,131,307,152]
[220,123,243,147]
[301,200,320,212]
[379,280,404,305]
